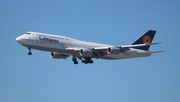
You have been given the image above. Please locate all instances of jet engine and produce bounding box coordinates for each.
[107,47,121,54]
[50,52,69,59]
[79,49,93,57]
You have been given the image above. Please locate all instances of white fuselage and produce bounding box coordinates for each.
[16,32,151,60]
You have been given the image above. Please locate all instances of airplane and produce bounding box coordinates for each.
[16,30,164,64]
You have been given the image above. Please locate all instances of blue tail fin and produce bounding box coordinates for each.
[132,30,156,51]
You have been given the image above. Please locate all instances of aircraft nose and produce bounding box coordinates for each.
[16,36,21,43]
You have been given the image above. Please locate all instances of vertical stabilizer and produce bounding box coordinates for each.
[132,30,156,51]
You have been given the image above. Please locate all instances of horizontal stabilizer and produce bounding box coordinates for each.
[119,42,161,51]
[137,50,165,54]
[149,50,165,54]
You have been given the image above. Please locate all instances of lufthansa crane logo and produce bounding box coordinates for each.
[143,35,151,44]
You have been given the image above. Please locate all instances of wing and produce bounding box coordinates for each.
[93,42,160,52]
[65,42,161,58]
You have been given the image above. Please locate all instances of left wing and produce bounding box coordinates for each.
[93,42,161,52]
[65,42,161,58]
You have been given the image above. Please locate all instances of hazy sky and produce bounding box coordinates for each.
[0,0,180,102]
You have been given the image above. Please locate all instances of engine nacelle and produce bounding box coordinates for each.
[107,47,121,54]
[79,49,93,57]
[50,52,69,59]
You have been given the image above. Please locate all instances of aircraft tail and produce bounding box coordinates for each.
[132,30,156,51]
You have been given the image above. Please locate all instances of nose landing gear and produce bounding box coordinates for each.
[28,47,32,55]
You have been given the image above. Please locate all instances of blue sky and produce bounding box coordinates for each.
[0,0,180,102]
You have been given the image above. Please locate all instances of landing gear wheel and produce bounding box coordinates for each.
[72,56,78,64]
[89,60,93,64]
[82,58,94,64]
[74,61,78,64]
[28,52,32,55]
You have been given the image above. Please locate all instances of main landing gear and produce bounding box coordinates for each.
[82,58,93,64]
[72,56,78,64]
[72,56,93,64]
[28,47,32,55]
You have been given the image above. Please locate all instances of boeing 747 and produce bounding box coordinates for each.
[16,30,164,64]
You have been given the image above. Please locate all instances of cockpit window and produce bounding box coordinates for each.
[25,33,30,35]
